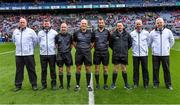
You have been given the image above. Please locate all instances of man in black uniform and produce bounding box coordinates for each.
[92,17,110,90]
[55,23,73,90]
[73,19,93,91]
[109,22,132,90]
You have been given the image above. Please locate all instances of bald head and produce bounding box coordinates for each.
[19,18,27,28]
[135,19,143,30]
[156,17,165,29]
[81,19,88,24]
[135,19,142,25]
[60,23,68,34]
[80,19,88,31]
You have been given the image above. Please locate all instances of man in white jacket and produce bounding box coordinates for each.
[130,19,150,88]
[38,19,58,90]
[12,18,38,92]
[150,18,174,90]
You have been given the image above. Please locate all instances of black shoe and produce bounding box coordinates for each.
[103,84,108,90]
[87,86,92,91]
[96,84,100,90]
[67,85,70,90]
[153,85,159,89]
[124,84,131,90]
[134,84,138,88]
[167,86,173,90]
[52,86,56,90]
[32,86,38,91]
[14,87,21,92]
[74,85,80,92]
[110,83,116,89]
[144,85,148,89]
[41,85,47,90]
[59,85,64,89]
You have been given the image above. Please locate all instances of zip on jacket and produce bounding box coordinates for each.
[46,32,49,55]
[138,32,140,56]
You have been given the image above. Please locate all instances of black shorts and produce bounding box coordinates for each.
[75,49,92,66]
[56,52,73,67]
[112,56,128,65]
[93,50,109,65]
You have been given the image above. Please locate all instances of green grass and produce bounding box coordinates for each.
[172,39,180,50]
[0,43,88,104]
[0,43,15,53]
[0,40,180,104]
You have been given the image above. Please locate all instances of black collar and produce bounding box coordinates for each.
[136,28,143,34]
[155,27,165,32]
[18,27,26,31]
[98,28,105,32]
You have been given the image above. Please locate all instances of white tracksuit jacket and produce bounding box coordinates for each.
[38,29,58,55]
[130,29,150,57]
[12,27,38,56]
[149,28,175,56]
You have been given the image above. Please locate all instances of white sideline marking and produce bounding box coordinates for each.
[0,50,14,55]
[89,73,94,105]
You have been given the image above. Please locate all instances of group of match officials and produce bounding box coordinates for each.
[12,16,175,92]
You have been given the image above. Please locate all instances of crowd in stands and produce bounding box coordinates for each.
[0,9,179,42]
[0,0,177,3]
[0,0,178,6]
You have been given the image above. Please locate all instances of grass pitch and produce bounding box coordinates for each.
[0,40,180,104]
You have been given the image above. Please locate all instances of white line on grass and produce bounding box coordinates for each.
[0,50,14,55]
[89,73,94,105]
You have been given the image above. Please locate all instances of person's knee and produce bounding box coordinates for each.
[95,65,100,74]
[66,66,71,74]
[121,65,126,72]
[59,67,63,75]
[76,65,81,73]
[85,66,91,73]
[103,66,108,74]
[113,65,119,73]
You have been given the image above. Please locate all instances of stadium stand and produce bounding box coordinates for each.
[0,0,180,42]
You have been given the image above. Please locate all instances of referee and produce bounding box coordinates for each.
[92,17,110,90]
[150,18,174,90]
[73,19,94,91]
[130,19,149,88]
[12,18,38,91]
[55,23,73,90]
[38,19,58,90]
[109,22,132,90]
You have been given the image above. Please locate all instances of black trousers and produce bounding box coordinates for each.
[133,56,149,86]
[15,55,37,88]
[40,55,56,86]
[153,56,172,87]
